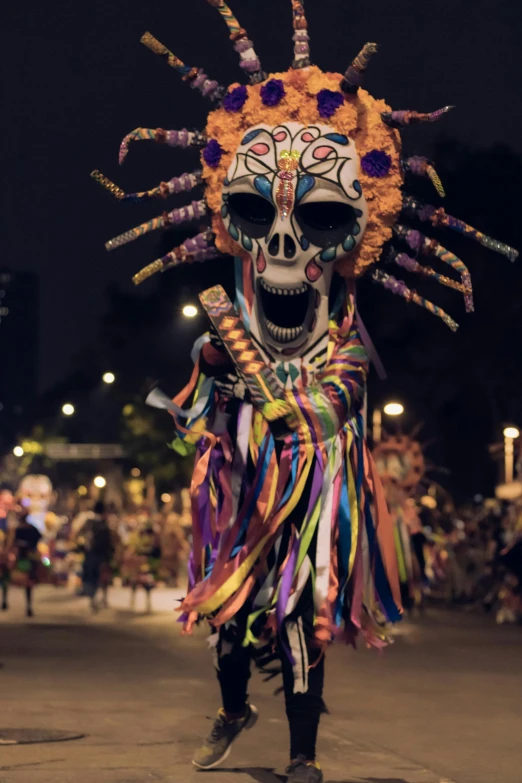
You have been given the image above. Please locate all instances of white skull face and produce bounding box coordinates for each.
[18,475,53,514]
[221,122,368,359]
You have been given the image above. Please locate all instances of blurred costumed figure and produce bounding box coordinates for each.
[93,0,516,777]
[16,475,63,577]
[51,515,74,587]
[10,511,49,617]
[79,501,116,612]
[0,488,15,610]
[495,508,522,624]
[373,432,427,611]
[159,512,189,587]
[17,475,57,537]
[0,487,15,533]
[122,519,161,612]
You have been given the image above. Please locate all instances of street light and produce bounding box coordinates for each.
[161,493,172,503]
[503,426,520,483]
[93,476,107,489]
[420,495,437,509]
[102,372,116,384]
[13,446,24,457]
[182,304,198,318]
[373,402,405,443]
[62,403,75,416]
[130,467,141,478]
[383,402,405,417]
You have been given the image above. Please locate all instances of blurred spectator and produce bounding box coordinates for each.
[80,501,115,612]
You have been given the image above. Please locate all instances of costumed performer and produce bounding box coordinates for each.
[92,1,517,778]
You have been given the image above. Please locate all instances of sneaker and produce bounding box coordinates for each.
[286,756,324,783]
[192,704,258,770]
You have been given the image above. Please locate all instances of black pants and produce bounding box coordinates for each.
[214,584,325,761]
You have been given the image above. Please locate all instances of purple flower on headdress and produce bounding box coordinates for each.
[317,89,344,119]
[223,85,248,113]
[203,139,223,169]
[361,149,392,178]
[260,79,286,107]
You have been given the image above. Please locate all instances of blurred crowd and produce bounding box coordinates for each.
[1,475,522,626]
[0,480,191,616]
[403,497,522,625]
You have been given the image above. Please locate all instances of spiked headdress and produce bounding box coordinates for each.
[92,0,518,330]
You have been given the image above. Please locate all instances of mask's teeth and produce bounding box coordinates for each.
[259,279,309,296]
[266,321,304,344]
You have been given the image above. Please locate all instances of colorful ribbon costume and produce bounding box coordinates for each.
[92,0,517,652]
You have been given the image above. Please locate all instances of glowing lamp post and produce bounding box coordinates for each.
[182,304,198,318]
[383,402,405,417]
[372,402,405,443]
[62,403,75,417]
[503,426,520,483]
[93,476,107,489]
[102,372,116,384]
[13,446,24,458]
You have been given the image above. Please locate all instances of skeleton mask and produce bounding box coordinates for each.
[221,122,368,359]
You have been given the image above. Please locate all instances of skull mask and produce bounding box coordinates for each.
[221,122,368,359]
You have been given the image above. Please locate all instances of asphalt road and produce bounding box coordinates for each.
[0,586,521,783]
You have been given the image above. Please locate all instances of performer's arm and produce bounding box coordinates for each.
[317,322,369,427]
[199,330,234,378]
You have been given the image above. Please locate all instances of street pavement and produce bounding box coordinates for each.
[1,586,521,783]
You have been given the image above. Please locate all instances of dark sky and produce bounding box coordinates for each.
[3,0,521,392]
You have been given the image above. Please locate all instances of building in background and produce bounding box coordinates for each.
[0,269,39,447]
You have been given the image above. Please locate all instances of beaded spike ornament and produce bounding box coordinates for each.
[92,0,518,331]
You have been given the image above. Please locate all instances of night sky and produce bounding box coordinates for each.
[3,0,522,498]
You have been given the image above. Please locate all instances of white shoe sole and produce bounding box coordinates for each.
[192,704,259,771]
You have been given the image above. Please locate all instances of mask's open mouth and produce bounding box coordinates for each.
[257,278,317,349]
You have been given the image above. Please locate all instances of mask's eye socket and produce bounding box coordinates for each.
[227,193,276,239]
[295,201,357,248]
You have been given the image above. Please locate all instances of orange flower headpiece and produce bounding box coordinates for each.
[92,0,517,330]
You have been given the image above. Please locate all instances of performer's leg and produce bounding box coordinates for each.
[281,618,325,763]
[279,582,324,781]
[1,582,8,610]
[144,585,152,613]
[25,586,34,617]
[215,621,252,717]
[192,613,258,770]
[90,589,99,613]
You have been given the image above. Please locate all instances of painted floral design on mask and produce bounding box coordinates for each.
[221,122,368,358]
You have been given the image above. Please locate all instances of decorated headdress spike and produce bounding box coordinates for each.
[387,248,471,299]
[90,170,125,200]
[133,231,220,286]
[402,195,519,262]
[140,32,224,102]
[205,0,266,83]
[290,1,311,69]
[340,42,378,94]
[403,156,446,198]
[106,200,208,251]
[91,170,202,202]
[394,224,474,312]
[119,128,206,165]
[381,105,454,128]
[372,269,459,331]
